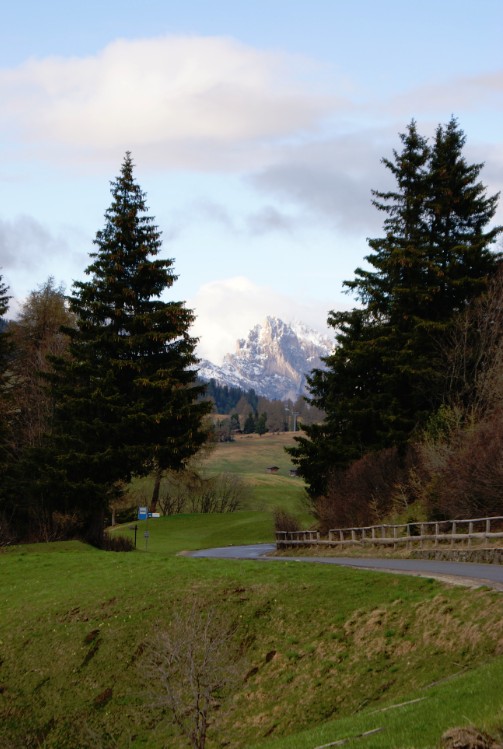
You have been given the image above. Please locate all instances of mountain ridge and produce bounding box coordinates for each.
[198,316,332,401]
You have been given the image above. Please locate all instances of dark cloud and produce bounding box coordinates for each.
[192,199,236,230]
[0,215,67,271]
[246,205,297,235]
[249,129,397,235]
[0,215,88,299]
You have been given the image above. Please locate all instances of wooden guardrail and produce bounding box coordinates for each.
[276,516,503,550]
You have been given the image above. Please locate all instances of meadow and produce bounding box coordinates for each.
[130,432,312,519]
[2,433,503,748]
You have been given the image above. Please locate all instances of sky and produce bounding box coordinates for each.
[1,0,502,363]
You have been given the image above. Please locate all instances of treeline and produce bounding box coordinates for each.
[289,118,503,529]
[203,380,259,416]
[203,378,324,440]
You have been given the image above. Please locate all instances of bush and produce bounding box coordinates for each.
[0,512,17,547]
[273,508,301,533]
[141,596,246,749]
[99,532,135,552]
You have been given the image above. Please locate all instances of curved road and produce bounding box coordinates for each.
[189,543,503,589]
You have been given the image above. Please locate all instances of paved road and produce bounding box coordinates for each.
[189,543,503,589]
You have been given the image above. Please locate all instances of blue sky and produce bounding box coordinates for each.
[1,0,502,361]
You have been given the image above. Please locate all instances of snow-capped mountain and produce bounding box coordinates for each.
[198,316,333,401]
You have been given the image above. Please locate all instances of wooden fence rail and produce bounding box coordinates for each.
[276,516,503,550]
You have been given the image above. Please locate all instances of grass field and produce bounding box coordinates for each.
[2,515,503,748]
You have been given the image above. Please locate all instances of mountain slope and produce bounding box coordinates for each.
[198,316,332,401]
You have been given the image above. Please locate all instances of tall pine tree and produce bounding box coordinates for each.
[43,154,211,541]
[290,119,501,498]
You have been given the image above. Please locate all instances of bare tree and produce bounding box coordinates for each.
[419,265,503,518]
[8,277,75,451]
[444,263,503,417]
[141,598,245,749]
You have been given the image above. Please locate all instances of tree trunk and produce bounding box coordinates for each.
[150,465,163,513]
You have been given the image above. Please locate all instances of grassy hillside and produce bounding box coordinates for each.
[2,522,503,748]
[202,432,308,513]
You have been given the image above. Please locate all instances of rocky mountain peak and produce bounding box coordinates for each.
[198,316,332,401]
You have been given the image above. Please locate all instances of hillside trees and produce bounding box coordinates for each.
[31,153,211,542]
[290,118,501,503]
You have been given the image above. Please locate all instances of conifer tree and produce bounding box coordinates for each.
[290,119,501,498]
[256,412,268,436]
[45,154,211,541]
[0,274,12,479]
[243,412,256,434]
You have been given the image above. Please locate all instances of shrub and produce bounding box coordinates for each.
[273,508,301,533]
[99,532,135,552]
[0,512,17,547]
[141,596,246,749]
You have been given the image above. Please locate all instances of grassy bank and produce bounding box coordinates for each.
[2,522,503,748]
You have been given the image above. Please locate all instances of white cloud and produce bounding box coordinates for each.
[387,71,503,117]
[0,35,340,169]
[189,276,334,364]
